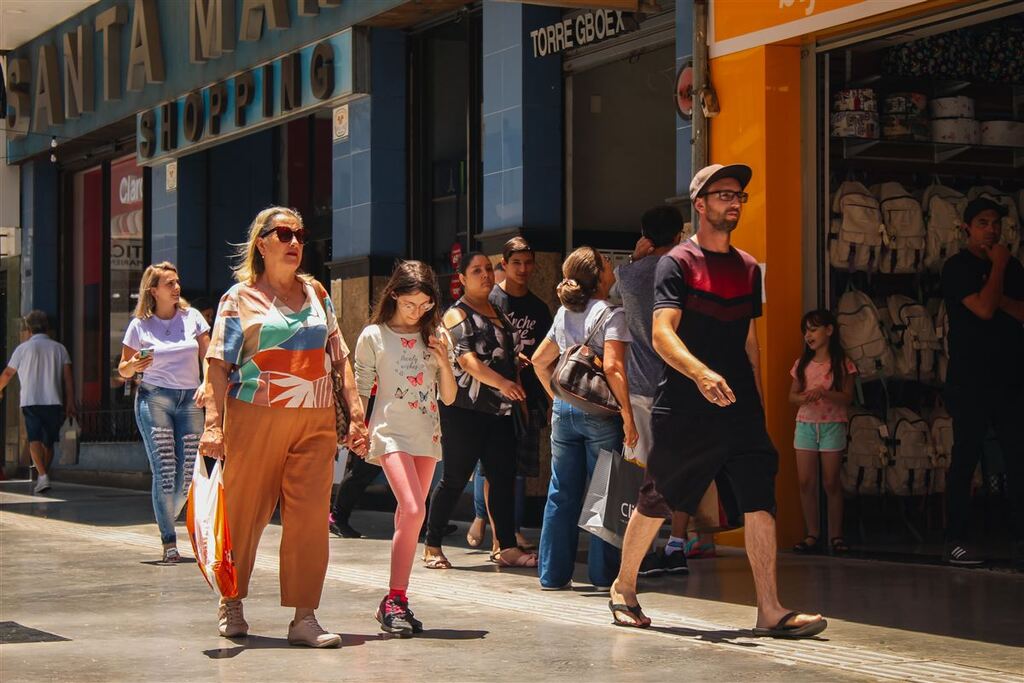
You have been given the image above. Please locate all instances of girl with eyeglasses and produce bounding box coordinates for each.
[350,260,457,636]
[199,207,366,648]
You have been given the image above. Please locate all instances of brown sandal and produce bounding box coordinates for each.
[495,550,538,568]
[423,553,452,569]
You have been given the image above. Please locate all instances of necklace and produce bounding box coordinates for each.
[154,311,177,337]
[265,280,303,309]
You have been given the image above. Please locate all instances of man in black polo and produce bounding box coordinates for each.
[941,197,1024,568]
[608,164,826,638]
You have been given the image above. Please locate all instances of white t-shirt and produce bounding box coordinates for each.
[7,334,71,407]
[122,308,211,390]
[547,298,632,356]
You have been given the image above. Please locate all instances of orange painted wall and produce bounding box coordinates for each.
[708,44,806,548]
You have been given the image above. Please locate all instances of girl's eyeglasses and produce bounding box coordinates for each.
[395,299,435,314]
[260,226,307,245]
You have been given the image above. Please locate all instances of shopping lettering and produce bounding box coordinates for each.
[530,10,629,58]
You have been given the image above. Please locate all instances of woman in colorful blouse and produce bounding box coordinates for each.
[198,207,366,648]
[352,261,457,636]
[422,252,538,570]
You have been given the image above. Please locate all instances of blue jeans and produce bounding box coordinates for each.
[135,383,204,545]
[539,399,623,588]
[473,463,525,531]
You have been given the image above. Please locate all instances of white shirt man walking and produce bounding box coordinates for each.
[0,310,76,493]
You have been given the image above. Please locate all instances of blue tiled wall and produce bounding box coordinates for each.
[20,160,59,317]
[332,29,407,260]
[676,2,694,197]
[482,1,562,236]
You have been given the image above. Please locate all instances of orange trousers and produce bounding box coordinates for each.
[222,398,336,608]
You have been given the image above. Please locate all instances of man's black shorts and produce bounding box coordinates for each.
[637,409,778,518]
[22,405,64,447]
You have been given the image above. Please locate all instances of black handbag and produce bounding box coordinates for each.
[550,308,621,416]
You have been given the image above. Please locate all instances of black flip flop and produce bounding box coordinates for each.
[608,600,651,629]
[752,611,828,639]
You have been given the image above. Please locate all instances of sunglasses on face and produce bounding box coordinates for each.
[260,226,307,245]
[702,190,749,204]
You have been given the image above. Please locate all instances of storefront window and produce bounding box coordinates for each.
[71,166,105,412]
[108,156,146,413]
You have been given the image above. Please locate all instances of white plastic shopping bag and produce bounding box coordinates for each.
[57,417,81,465]
[186,458,238,598]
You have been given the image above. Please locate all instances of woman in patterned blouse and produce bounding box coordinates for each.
[198,207,366,648]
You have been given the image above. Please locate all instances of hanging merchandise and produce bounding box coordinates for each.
[980,121,1024,148]
[885,295,941,382]
[830,181,884,272]
[922,183,967,272]
[885,407,934,496]
[933,300,950,385]
[928,406,954,495]
[874,182,926,274]
[836,289,894,381]
[842,411,888,496]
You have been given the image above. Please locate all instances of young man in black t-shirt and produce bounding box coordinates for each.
[940,198,1024,568]
[466,237,554,551]
[608,164,827,638]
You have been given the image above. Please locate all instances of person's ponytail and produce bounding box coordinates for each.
[557,247,603,312]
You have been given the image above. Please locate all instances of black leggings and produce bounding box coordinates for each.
[427,405,517,549]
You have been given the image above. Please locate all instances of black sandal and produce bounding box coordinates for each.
[830,537,850,554]
[793,535,818,553]
[608,600,651,628]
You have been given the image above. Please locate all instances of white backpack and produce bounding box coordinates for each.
[933,300,949,384]
[885,407,933,496]
[874,182,926,274]
[843,412,888,496]
[830,181,884,272]
[921,183,966,272]
[885,295,941,381]
[928,407,953,494]
[836,290,894,381]
[967,186,1021,259]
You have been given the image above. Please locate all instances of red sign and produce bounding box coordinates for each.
[450,242,463,270]
[449,274,463,300]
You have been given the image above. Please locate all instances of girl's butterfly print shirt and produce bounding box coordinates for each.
[353,324,442,464]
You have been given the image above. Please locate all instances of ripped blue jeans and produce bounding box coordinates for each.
[135,382,203,545]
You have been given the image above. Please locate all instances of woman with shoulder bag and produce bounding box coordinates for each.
[532,247,638,591]
[118,262,210,564]
[422,252,538,570]
[198,207,367,648]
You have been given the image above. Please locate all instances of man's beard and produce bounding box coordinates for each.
[708,209,739,233]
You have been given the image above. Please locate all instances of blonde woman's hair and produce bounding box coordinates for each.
[556,247,604,312]
[134,262,190,319]
[232,206,312,285]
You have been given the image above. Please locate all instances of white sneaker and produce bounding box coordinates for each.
[287,614,341,648]
[33,474,51,494]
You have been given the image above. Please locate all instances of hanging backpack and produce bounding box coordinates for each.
[885,407,933,496]
[836,290,894,381]
[933,300,949,384]
[967,186,1021,259]
[885,295,941,381]
[830,181,885,272]
[874,182,926,274]
[842,411,888,496]
[928,407,953,495]
[921,183,966,272]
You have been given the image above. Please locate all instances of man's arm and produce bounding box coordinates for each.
[744,320,763,405]
[652,308,735,407]
[959,245,1009,320]
[62,364,77,419]
[0,366,16,396]
[999,296,1024,322]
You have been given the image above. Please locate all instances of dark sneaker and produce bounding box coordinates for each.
[945,544,984,567]
[638,552,666,577]
[405,603,424,634]
[662,550,690,575]
[330,521,363,539]
[376,595,415,637]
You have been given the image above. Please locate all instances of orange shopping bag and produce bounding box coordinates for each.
[186,457,238,599]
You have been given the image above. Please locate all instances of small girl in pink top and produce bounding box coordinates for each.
[787,309,856,555]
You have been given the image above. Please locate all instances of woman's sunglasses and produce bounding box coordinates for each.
[260,226,307,245]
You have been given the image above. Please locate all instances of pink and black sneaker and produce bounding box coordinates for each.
[376,595,421,637]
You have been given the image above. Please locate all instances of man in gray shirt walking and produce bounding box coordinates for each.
[0,311,76,493]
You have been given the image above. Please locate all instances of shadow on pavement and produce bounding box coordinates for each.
[202,633,376,658]
[415,628,488,640]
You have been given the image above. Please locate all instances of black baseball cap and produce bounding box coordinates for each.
[963,197,1007,225]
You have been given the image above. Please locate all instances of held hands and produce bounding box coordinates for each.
[499,379,527,402]
[198,426,225,459]
[696,367,736,408]
[346,419,369,458]
[982,242,1011,268]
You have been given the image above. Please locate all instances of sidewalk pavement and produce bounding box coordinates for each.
[1,481,1022,683]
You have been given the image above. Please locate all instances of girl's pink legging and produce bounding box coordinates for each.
[379,451,438,591]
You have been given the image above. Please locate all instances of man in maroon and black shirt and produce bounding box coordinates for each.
[608,164,827,639]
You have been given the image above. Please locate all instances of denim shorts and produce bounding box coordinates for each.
[793,421,847,452]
